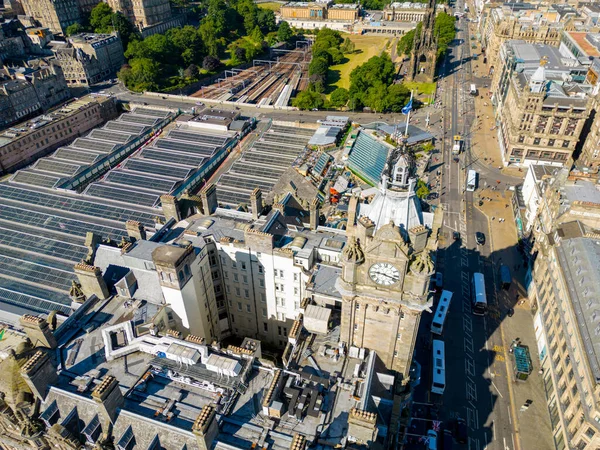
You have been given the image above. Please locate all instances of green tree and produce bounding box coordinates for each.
[328,47,344,65]
[397,23,421,55]
[250,26,264,44]
[309,57,329,77]
[292,90,324,110]
[167,26,205,66]
[65,22,85,36]
[434,12,456,56]
[386,83,411,112]
[421,142,435,153]
[349,53,396,107]
[257,9,276,32]
[118,58,161,92]
[183,64,200,79]
[199,18,220,57]
[416,180,430,199]
[142,34,174,64]
[340,37,355,54]
[330,87,349,108]
[277,21,292,42]
[202,55,221,71]
[89,2,113,30]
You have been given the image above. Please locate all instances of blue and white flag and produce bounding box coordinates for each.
[401,98,413,115]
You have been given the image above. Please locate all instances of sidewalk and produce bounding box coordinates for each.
[475,191,554,450]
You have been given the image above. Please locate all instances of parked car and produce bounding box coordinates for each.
[455,418,468,444]
[476,231,486,245]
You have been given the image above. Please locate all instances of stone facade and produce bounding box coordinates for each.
[280,2,359,22]
[20,0,80,35]
[383,2,428,22]
[577,96,600,169]
[0,96,118,175]
[52,33,125,86]
[107,0,173,29]
[406,0,437,83]
[337,221,433,380]
[0,61,70,131]
[492,43,593,167]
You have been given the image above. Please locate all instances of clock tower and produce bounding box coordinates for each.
[337,217,434,381]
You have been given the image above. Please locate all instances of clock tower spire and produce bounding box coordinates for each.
[337,218,434,382]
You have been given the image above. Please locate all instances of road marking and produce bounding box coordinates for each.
[508,406,512,424]
[491,381,504,399]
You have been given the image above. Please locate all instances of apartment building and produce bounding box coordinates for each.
[107,0,172,28]
[20,0,80,35]
[0,61,70,131]
[493,41,593,167]
[0,96,117,174]
[51,33,125,86]
[479,4,570,76]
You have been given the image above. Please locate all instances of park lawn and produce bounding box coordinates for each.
[402,80,436,96]
[257,2,282,11]
[327,35,392,93]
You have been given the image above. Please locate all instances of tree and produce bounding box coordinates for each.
[328,47,344,65]
[349,54,396,107]
[386,83,411,112]
[292,90,324,110]
[330,87,349,108]
[202,55,221,71]
[90,2,113,30]
[421,142,435,153]
[118,58,161,92]
[234,46,246,63]
[416,180,430,199]
[257,9,276,33]
[397,23,421,56]
[309,57,329,77]
[142,34,174,64]
[434,12,457,56]
[167,26,205,66]
[250,26,264,44]
[66,23,84,36]
[199,18,220,57]
[183,64,199,79]
[277,21,292,42]
[341,37,355,54]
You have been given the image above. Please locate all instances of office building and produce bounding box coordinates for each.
[493,41,593,167]
[51,33,125,86]
[0,61,70,131]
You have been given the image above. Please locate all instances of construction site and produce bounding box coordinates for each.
[191,46,311,107]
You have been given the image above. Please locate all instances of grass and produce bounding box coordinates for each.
[326,35,392,92]
[402,80,437,96]
[257,2,282,11]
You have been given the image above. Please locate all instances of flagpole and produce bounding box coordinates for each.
[405,90,413,137]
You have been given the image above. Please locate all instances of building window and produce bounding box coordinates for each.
[294,273,299,282]
[562,140,570,148]
[356,304,360,310]
[548,139,555,146]
[274,269,278,277]
[394,350,398,357]
[259,278,264,287]
[294,287,299,295]
[226,284,230,293]
[235,287,241,296]
[224,271,229,279]
[279,270,284,278]
[244,289,249,298]
[238,302,242,311]
[258,266,263,273]
[533,137,541,145]
[278,326,282,336]
[241,262,246,270]
[243,275,248,284]
[586,428,595,439]
[263,322,268,332]
[246,304,251,313]
[518,135,525,143]
[262,308,267,318]
[397,333,402,340]
[233,273,238,282]
[231,315,235,323]
[354,324,358,331]
[260,293,266,302]
[232,262,237,268]
[178,270,184,282]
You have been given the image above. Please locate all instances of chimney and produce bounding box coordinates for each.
[92,375,124,424]
[309,198,320,230]
[161,194,181,222]
[200,183,218,216]
[20,350,57,401]
[408,225,429,252]
[250,188,263,220]
[74,263,110,300]
[125,220,146,242]
[192,404,219,450]
[19,315,57,349]
[348,408,378,445]
[348,195,359,229]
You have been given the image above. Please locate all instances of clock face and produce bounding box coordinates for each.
[369,262,400,286]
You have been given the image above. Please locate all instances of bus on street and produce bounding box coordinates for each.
[472,272,488,315]
[431,339,446,394]
[431,290,453,335]
[466,169,477,191]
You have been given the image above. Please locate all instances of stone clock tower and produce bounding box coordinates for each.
[337,217,434,381]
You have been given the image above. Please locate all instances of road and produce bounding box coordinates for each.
[407,1,523,449]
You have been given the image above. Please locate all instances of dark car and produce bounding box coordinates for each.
[476,232,486,245]
[455,418,468,444]
[453,231,461,241]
